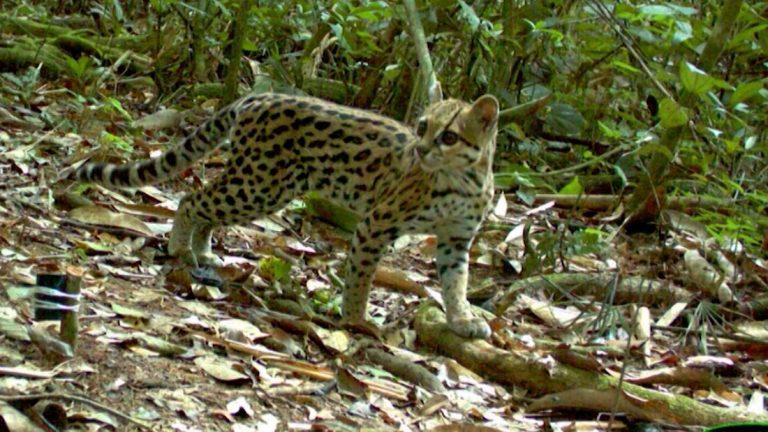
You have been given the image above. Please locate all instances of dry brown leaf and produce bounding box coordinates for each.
[374,265,428,297]
[68,205,154,237]
[655,301,688,327]
[194,356,249,382]
[336,367,369,399]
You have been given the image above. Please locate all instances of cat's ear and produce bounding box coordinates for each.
[428,81,443,104]
[470,95,499,131]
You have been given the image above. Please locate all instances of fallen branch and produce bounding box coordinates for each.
[414,305,768,426]
[490,272,692,316]
[365,347,445,393]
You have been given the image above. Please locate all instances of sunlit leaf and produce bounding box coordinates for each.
[559,176,583,195]
[730,81,764,106]
[259,256,291,283]
[458,1,480,32]
[638,5,676,16]
[680,62,715,95]
[673,20,693,43]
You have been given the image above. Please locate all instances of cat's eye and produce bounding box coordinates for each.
[438,131,459,146]
[416,120,428,137]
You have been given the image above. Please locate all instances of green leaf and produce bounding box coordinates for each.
[638,5,676,16]
[516,189,535,206]
[544,102,585,135]
[106,97,133,121]
[610,60,640,74]
[658,98,688,128]
[598,120,623,139]
[730,81,765,106]
[680,62,715,95]
[559,177,583,195]
[101,131,133,153]
[458,1,480,32]
[672,20,693,43]
[259,256,292,283]
[637,143,673,160]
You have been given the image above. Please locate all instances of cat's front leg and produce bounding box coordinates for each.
[341,216,397,332]
[436,228,491,339]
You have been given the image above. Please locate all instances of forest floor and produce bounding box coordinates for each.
[2,79,768,431]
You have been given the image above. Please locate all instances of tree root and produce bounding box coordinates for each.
[415,305,768,426]
[489,272,691,316]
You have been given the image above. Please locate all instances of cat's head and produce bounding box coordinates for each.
[414,94,499,172]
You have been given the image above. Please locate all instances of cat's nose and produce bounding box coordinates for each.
[414,143,429,159]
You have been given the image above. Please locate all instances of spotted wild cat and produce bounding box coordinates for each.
[76,91,499,339]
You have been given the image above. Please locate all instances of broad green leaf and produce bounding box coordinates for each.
[637,143,673,160]
[559,177,583,195]
[667,4,697,15]
[680,62,714,95]
[351,2,390,21]
[723,138,739,155]
[730,81,764,106]
[729,24,768,48]
[672,21,693,43]
[638,4,696,16]
[638,5,676,16]
[458,0,480,32]
[658,98,688,128]
[544,102,585,135]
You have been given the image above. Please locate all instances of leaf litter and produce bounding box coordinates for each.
[0,76,767,432]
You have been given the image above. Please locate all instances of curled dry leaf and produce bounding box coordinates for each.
[218,319,270,343]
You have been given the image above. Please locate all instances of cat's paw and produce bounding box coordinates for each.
[196,252,224,268]
[173,249,224,268]
[448,316,491,339]
[340,318,383,340]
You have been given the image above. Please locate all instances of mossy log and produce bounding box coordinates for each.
[0,15,151,52]
[415,305,768,426]
[0,15,150,74]
[0,38,72,77]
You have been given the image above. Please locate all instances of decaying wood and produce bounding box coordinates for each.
[415,305,768,426]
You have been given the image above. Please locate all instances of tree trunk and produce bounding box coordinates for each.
[223,0,251,104]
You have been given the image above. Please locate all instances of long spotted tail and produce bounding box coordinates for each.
[76,106,237,188]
